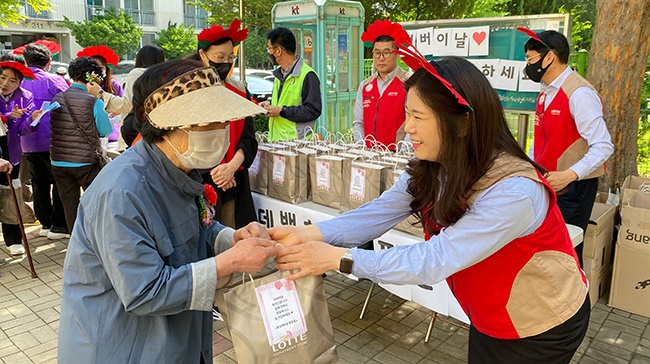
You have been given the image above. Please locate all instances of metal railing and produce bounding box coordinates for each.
[22,1,50,19]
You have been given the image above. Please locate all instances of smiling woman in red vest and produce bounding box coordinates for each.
[270,43,590,363]
[353,20,411,150]
[193,19,259,231]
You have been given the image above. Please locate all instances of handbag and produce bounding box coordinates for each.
[223,270,339,363]
[64,94,110,167]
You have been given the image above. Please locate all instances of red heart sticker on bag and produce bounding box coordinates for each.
[472,31,486,46]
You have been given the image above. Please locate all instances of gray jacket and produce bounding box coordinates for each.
[58,141,234,363]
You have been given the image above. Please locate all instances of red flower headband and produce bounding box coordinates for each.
[516,27,552,49]
[198,19,248,49]
[393,42,472,110]
[13,39,62,56]
[77,45,119,68]
[361,20,411,48]
[0,61,37,81]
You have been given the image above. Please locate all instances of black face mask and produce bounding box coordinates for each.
[267,53,278,66]
[209,61,233,81]
[525,54,553,83]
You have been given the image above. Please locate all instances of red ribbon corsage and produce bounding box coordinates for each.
[198,184,218,227]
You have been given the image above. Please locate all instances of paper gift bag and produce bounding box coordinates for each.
[223,271,339,364]
[249,144,272,195]
[267,149,310,204]
[379,167,424,238]
[310,155,344,210]
[341,160,385,212]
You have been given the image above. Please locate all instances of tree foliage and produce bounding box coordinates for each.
[154,22,197,60]
[0,0,51,27]
[60,8,142,60]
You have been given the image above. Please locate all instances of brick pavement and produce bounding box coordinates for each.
[0,230,649,364]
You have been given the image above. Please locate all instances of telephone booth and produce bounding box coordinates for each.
[272,0,364,135]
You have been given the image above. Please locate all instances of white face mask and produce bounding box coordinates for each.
[167,126,230,169]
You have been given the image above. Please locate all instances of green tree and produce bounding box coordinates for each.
[0,0,51,27]
[467,0,510,18]
[154,22,197,60]
[60,8,142,59]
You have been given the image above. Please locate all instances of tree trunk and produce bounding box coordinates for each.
[587,0,650,190]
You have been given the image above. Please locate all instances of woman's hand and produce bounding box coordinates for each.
[275,242,345,280]
[10,105,25,119]
[86,82,102,97]
[211,163,238,189]
[31,109,43,122]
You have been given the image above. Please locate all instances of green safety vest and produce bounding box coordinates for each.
[268,62,315,141]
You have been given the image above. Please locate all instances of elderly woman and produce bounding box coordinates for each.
[57,59,278,364]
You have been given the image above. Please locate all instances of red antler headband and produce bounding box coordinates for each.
[77,45,119,68]
[516,27,552,48]
[392,42,472,110]
[198,19,248,49]
[13,39,62,56]
[0,61,37,81]
[361,20,411,48]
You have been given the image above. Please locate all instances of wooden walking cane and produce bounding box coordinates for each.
[6,172,37,278]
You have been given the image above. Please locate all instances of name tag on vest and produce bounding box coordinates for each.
[550,109,561,116]
[386,91,399,97]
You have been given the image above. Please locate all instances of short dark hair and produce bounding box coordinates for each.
[266,27,296,55]
[0,53,23,63]
[132,59,205,143]
[373,35,397,49]
[524,30,570,64]
[135,45,165,69]
[23,43,51,68]
[68,56,103,83]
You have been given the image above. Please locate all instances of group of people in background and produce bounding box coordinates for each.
[0,16,614,364]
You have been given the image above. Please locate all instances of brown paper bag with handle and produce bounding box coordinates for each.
[223,270,339,364]
[310,155,344,210]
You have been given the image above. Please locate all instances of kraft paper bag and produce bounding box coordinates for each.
[310,155,344,210]
[267,149,310,204]
[379,167,424,238]
[341,161,385,212]
[249,144,272,195]
[0,180,36,225]
[223,270,339,364]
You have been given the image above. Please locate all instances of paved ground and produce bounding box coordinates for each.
[1,228,649,364]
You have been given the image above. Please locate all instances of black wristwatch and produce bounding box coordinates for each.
[97,89,104,99]
[339,249,354,274]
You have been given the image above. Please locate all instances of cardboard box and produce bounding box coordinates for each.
[618,192,650,252]
[608,243,650,317]
[583,202,616,258]
[583,239,613,274]
[586,268,611,308]
[621,175,650,206]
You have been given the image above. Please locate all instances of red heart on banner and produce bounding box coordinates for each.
[472,31,487,46]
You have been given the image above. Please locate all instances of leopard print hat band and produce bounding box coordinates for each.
[144,66,267,130]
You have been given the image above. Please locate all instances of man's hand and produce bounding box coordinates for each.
[10,105,26,119]
[544,170,578,193]
[233,222,270,245]
[216,238,278,276]
[0,159,13,174]
[263,104,282,117]
[275,241,345,280]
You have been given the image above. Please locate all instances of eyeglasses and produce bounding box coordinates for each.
[209,52,236,63]
[372,50,393,59]
[525,52,547,65]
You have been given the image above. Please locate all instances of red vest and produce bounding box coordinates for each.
[533,72,605,177]
[224,81,246,170]
[362,76,406,149]
[425,170,586,339]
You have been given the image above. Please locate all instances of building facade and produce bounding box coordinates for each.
[0,0,208,62]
